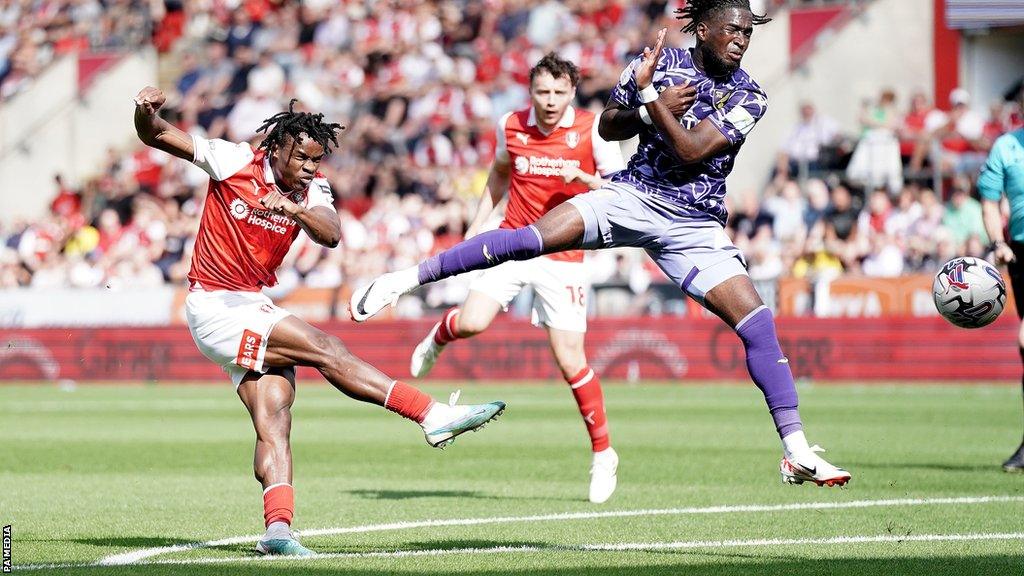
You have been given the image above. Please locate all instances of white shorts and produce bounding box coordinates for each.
[185,289,292,387]
[468,256,588,333]
[568,182,748,303]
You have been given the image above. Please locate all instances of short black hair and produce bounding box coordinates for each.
[674,0,771,35]
[256,99,345,155]
[529,52,580,88]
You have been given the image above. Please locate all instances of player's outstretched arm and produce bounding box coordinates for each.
[634,29,730,164]
[465,158,511,239]
[134,86,194,162]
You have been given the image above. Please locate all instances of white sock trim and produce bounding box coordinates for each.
[384,380,397,407]
[444,309,459,340]
[570,368,595,389]
[263,482,291,495]
[735,305,769,331]
[526,225,544,252]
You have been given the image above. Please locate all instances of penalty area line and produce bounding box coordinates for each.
[15,495,1023,570]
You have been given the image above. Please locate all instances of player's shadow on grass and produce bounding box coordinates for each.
[67,536,196,548]
[851,461,998,473]
[346,489,573,502]
[321,539,557,555]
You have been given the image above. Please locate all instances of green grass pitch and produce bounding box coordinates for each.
[2,382,1023,575]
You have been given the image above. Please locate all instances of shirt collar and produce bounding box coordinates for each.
[527,105,576,134]
[262,154,278,189]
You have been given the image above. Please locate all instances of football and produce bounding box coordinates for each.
[932,256,1007,328]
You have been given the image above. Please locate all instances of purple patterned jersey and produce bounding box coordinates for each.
[610,47,768,225]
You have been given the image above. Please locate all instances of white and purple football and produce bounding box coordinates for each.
[933,256,1007,328]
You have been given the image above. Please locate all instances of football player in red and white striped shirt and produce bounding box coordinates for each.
[134,87,505,557]
[407,54,626,503]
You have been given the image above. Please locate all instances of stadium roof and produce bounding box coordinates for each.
[946,0,1024,29]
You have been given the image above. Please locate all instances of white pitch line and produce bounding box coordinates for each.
[16,532,1024,570]
[95,494,1024,566]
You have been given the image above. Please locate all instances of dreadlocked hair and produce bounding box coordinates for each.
[674,0,771,35]
[256,99,345,154]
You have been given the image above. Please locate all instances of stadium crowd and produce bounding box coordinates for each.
[2,0,1023,317]
[0,0,155,100]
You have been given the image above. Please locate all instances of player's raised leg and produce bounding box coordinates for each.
[547,326,617,503]
[411,291,504,378]
[263,316,504,448]
[236,368,314,556]
[701,271,850,487]
[350,202,587,321]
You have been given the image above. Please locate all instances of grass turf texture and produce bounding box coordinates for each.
[2,382,1022,575]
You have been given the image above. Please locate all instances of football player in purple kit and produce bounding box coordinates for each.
[351,0,850,487]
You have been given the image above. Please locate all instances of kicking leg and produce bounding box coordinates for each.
[350,202,586,321]
[411,290,504,377]
[264,315,505,448]
[703,272,850,487]
[237,369,313,556]
[548,326,617,503]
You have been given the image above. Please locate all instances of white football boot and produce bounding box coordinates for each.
[349,268,419,322]
[780,445,851,487]
[589,447,619,503]
[421,390,506,449]
[410,322,445,377]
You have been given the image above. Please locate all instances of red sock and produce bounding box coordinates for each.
[567,367,610,452]
[263,483,294,527]
[433,307,462,345]
[385,381,434,423]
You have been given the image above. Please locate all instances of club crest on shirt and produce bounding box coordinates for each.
[712,89,734,110]
[292,191,305,203]
[229,198,250,220]
[565,131,579,149]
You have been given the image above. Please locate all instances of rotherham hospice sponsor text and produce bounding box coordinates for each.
[514,156,582,177]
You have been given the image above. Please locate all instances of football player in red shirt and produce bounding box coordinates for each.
[407,54,626,503]
[134,86,505,556]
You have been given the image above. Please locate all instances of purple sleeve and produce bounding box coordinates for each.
[707,86,769,145]
[610,55,644,108]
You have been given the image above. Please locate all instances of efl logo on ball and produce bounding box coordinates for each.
[932,256,1006,329]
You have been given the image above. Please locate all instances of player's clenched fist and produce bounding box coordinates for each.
[661,84,697,118]
[259,190,302,218]
[134,87,166,115]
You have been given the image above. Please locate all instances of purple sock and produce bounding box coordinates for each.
[418,226,544,284]
[736,306,803,438]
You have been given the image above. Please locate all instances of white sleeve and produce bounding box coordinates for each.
[305,177,336,211]
[590,116,626,176]
[191,135,255,181]
[493,111,513,163]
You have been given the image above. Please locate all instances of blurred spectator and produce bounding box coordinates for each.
[823,184,862,271]
[942,178,988,246]
[846,89,902,192]
[898,91,933,159]
[910,88,988,175]
[775,101,840,180]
